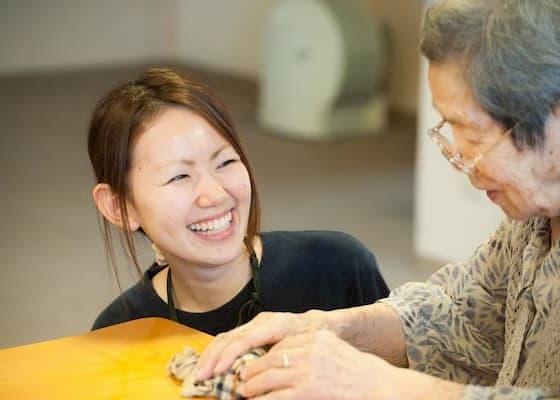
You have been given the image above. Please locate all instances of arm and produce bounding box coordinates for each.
[217,326,557,400]
[376,220,515,384]
[237,328,464,400]
[319,220,514,384]
[321,303,409,367]
[461,385,557,399]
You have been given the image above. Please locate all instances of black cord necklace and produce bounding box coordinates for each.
[166,238,262,327]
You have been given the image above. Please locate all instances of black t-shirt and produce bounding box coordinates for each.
[92,231,389,336]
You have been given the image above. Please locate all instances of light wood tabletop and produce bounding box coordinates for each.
[0,317,213,399]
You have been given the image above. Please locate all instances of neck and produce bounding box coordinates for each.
[163,236,262,313]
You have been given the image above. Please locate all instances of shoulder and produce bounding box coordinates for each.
[262,230,377,271]
[260,231,388,307]
[263,230,373,254]
[91,268,161,330]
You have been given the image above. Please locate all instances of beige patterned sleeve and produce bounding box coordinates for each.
[461,384,558,399]
[380,221,514,385]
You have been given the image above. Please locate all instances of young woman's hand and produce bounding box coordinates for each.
[236,330,464,400]
[195,310,327,381]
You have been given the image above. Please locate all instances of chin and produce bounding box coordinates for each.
[202,254,244,268]
[198,243,246,267]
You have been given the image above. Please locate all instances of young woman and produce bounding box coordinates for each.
[88,67,389,335]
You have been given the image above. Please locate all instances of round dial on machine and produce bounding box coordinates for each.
[259,0,388,140]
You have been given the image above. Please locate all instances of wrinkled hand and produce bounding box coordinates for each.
[195,310,325,381]
[236,329,405,400]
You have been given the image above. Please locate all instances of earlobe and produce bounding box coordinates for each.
[92,183,141,231]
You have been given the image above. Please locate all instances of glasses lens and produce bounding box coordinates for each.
[430,123,469,173]
[430,125,453,156]
[438,122,454,144]
[449,155,466,172]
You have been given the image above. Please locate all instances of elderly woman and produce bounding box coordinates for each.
[194,1,560,399]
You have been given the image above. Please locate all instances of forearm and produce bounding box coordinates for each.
[461,385,556,400]
[307,303,408,367]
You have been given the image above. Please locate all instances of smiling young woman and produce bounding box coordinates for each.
[87,67,390,335]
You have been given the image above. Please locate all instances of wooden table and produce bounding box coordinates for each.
[0,317,213,399]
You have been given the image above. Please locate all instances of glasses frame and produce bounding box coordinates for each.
[428,119,512,175]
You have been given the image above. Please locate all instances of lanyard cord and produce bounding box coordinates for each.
[166,238,262,327]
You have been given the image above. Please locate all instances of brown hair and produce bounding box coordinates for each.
[87,67,261,282]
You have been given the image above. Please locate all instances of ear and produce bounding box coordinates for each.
[92,183,141,231]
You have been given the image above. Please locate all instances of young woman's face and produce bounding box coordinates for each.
[127,106,252,268]
[428,61,560,220]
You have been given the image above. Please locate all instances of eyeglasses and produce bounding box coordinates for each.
[428,120,512,175]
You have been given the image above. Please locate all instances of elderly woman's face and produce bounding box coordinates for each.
[428,61,560,220]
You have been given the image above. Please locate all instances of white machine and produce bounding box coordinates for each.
[259,0,388,140]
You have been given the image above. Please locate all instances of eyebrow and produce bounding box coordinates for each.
[158,144,231,170]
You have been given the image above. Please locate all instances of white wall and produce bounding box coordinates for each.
[370,0,422,114]
[0,0,421,114]
[0,0,176,74]
[174,0,274,78]
[174,0,422,114]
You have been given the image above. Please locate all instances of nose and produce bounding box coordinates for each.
[195,174,228,208]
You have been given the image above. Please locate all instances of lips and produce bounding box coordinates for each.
[486,190,499,202]
[186,208,238,242]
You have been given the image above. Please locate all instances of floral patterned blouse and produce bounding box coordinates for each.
[382,217,560,399]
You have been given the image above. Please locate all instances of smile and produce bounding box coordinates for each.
[188,210,233,236]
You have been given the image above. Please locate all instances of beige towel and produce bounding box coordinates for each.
[168,347,266,399]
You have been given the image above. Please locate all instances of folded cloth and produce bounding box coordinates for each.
[168,346,266,399]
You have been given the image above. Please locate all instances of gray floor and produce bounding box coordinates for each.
[0,65,436,348]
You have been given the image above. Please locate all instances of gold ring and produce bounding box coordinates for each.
[282,352,290,368]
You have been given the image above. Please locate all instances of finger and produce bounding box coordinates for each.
[240,349,300,381]
[212,336,259,375]
[196,323,275,380]
[238,367,296,398]
[250,388,297,400]
[240,332,316,380]
[194,331,241,380]
[268,331,316,352]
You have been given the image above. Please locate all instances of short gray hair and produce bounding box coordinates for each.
[421,0,560,149]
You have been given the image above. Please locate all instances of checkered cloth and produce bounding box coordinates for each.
[168,346,266,399]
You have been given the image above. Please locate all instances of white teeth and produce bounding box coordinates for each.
[188,211,233,234]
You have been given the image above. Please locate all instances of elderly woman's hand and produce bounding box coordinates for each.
[237,330,464,400]
[195,310,327,381]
